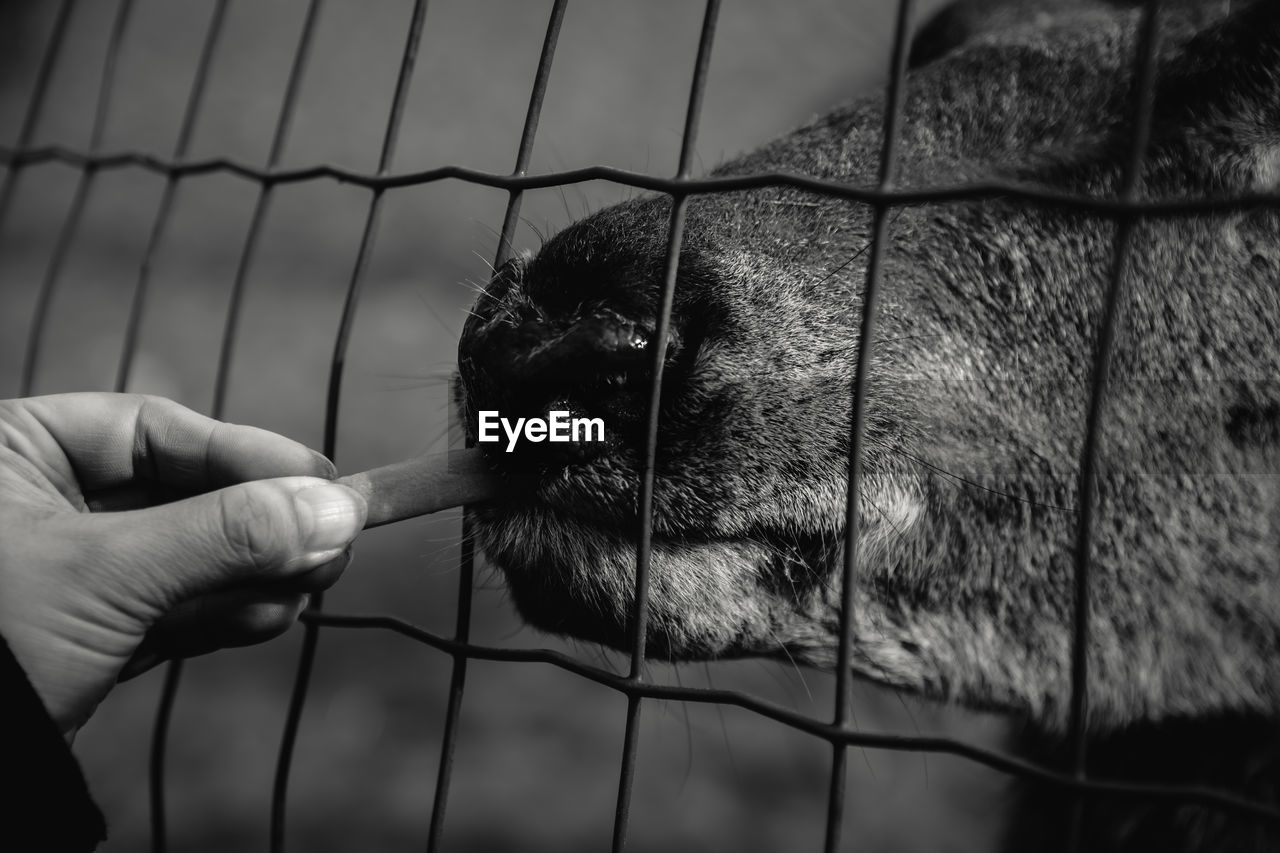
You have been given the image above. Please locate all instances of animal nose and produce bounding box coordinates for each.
[459,302,676,466]
[500,308,653,386]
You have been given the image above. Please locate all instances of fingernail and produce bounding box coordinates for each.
[310,451,337,479]
[295,483,367,554]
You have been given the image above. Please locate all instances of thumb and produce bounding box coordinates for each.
[92,477,367,611]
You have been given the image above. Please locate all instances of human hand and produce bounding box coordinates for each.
[0,393,367,738]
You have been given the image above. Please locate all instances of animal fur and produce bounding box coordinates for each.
[457,1,1280,849]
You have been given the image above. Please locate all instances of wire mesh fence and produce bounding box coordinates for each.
[2,0,1279,851]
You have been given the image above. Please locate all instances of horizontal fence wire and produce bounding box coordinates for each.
[3,0,1280,850]
[7,145,1280,216]
[298,609,1280,824]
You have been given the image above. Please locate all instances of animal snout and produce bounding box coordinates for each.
[458,259,690,467]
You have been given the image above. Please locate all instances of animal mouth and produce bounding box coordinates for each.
[467,491,790,662]
[457,249,707,483]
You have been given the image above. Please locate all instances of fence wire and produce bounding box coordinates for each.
[2,1,1279,852]
[428,3,566,850]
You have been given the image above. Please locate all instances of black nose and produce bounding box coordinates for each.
[496,306,654,387]
[457,194,723,468]
[458,258,684,467]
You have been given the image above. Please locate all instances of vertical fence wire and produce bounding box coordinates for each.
[0,0,76,236]
[610,3,719,851]
[425,2,568,850]
[491,0,568,272]
[211,0,325,419]
[1064,2,1164,850]
[114,0,229,393]
[19,0,135,397]
[134,5,230,848]
[5,0,1268,849]
[824,1,914,850]
[270,2,430,849]
[149,2,326,850]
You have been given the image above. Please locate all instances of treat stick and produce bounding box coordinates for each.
[338,448,500,529]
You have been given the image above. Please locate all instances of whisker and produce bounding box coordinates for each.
[891,689,930,788]
[704,663,740,781]
[671,665,696,795]
[764,624,813,704]
[815,206,909,288]
[894,448,1078,513]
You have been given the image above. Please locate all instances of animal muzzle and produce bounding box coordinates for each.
[458,273,684,468]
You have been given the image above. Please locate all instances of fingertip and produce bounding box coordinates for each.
[294,546,352,592]
[293,482,368,556]
[115,476,360,605]
[231,594,310,641]
[309,450,338,480]
[137,590,313,663]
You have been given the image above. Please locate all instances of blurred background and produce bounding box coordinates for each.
[0,0,1015,850]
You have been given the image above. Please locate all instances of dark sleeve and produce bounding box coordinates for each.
[0,633,107,851]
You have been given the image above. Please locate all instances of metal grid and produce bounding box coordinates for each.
[3,1,1280,851]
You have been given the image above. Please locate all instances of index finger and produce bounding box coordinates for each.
[12,393,334,492]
